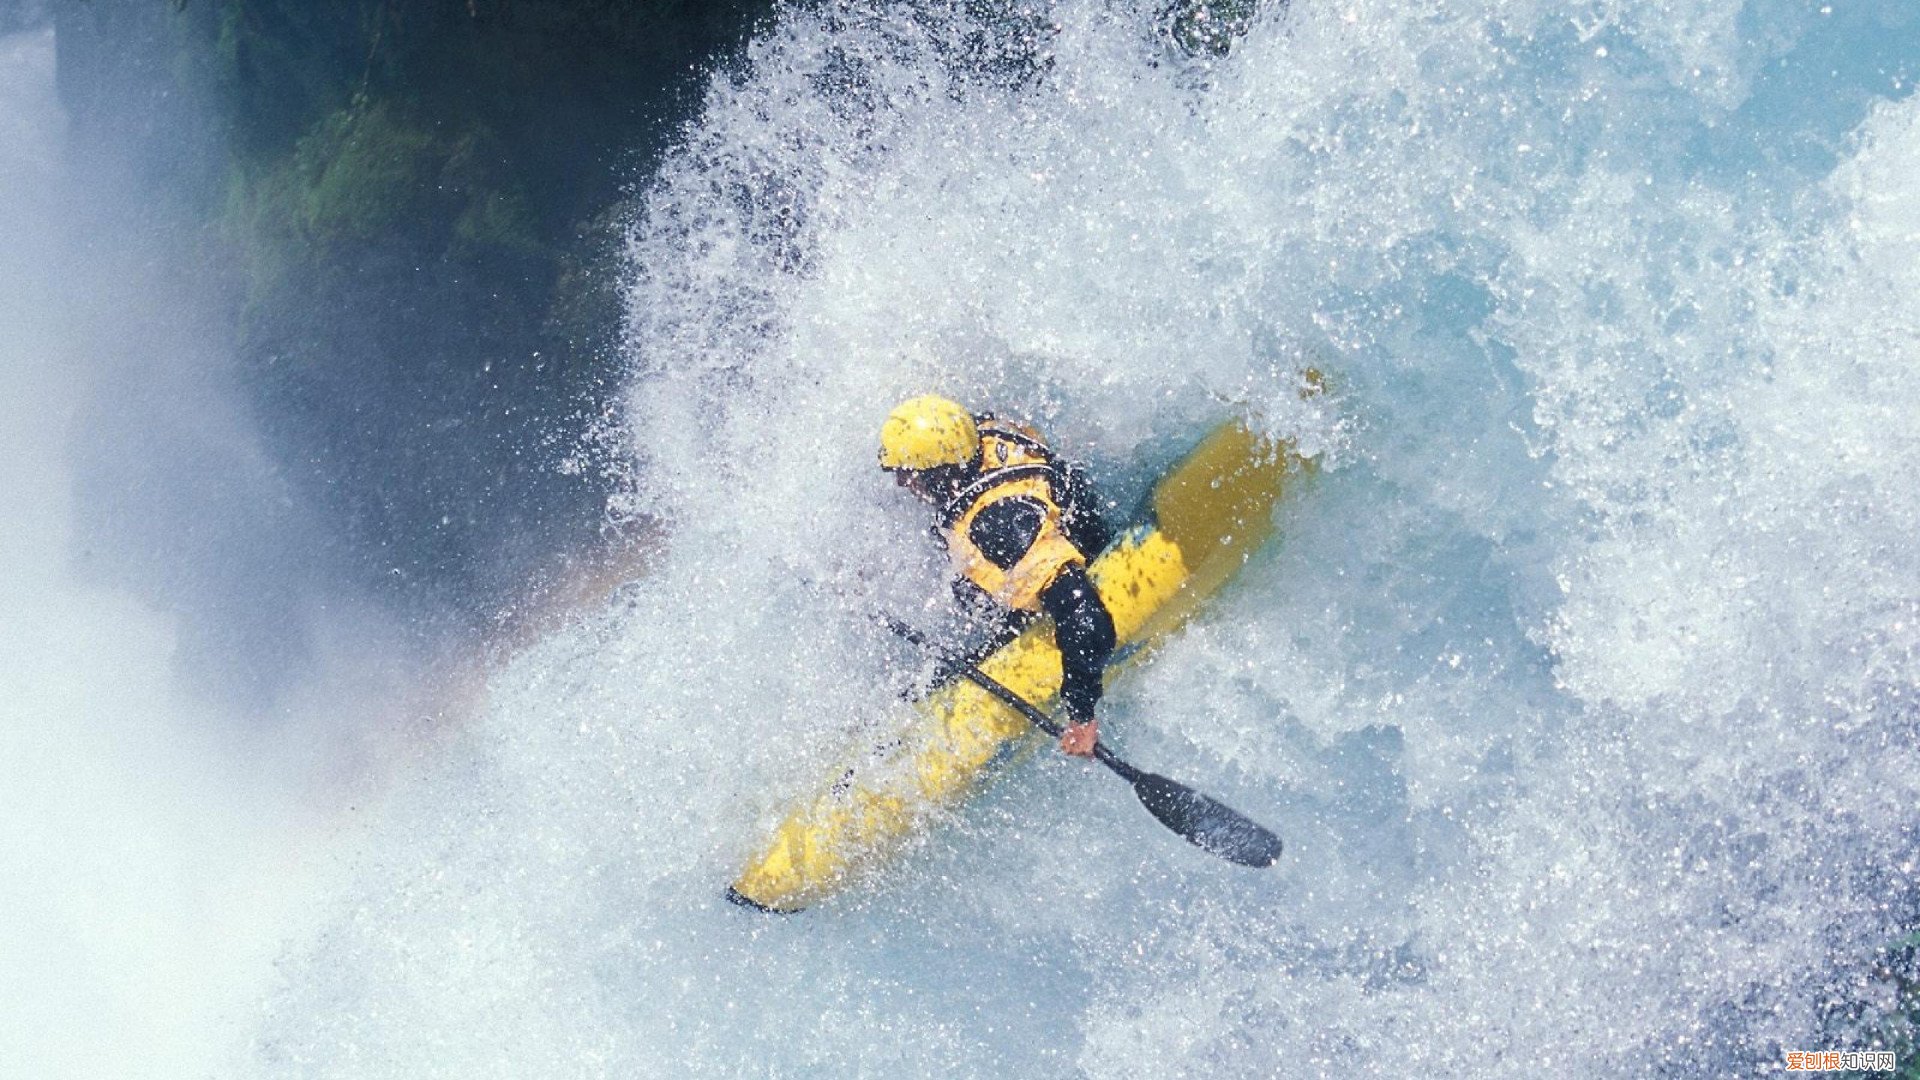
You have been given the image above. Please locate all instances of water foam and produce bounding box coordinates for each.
[251,2,1920,1075]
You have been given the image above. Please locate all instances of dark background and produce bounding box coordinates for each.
[39,0,775,632]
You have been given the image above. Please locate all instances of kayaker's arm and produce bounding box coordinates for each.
[1039,563,1116,755]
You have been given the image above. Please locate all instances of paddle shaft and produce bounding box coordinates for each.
[883,617,1143,781]
[888,619,1143,781]
[883,615,1283,868]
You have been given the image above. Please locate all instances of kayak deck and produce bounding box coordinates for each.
[729,419,1309,912]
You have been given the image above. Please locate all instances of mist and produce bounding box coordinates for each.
[1,23,425,1078]
[7,1,1920,1076]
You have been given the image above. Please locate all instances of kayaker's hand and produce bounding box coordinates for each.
[1059,719,1098,757]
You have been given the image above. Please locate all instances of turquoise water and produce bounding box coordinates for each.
[9,1,1920,1076]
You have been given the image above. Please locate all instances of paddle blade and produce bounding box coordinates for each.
[1132,772,1282,868]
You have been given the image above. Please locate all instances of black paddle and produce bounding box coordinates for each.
[884,617,1283,869]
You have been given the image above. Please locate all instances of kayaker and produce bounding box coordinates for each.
[878,395,1117,757]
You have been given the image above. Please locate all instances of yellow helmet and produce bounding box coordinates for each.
[878,395,978,471]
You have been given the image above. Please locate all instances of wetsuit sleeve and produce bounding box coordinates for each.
[1038,564,1116,726]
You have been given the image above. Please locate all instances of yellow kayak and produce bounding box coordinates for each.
[729,418,1313,912]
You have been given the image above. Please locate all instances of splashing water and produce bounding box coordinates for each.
[252,2,1920,1076]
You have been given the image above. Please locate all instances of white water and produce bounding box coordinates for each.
[9,0,1920,1075]
[248,2,1920,1076]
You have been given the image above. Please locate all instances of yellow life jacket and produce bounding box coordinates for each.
[939,418,1085,612]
